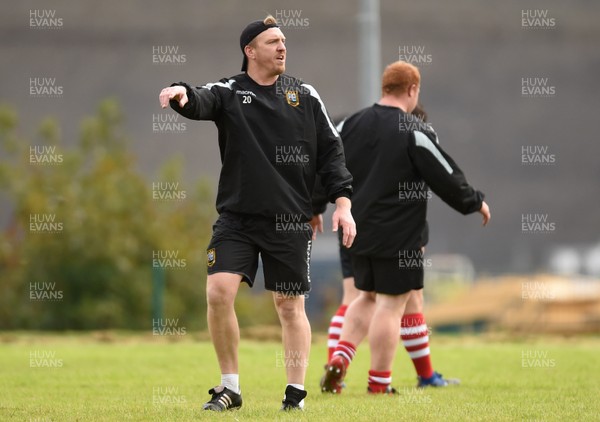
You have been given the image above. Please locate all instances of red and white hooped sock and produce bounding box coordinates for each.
[331,340,356,367]
[327,304,348,361]
[401,313,434,379]
[368,369,392,393]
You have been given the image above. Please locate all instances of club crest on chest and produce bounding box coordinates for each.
[286,90,300,107]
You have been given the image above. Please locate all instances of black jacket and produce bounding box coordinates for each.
[338,104,484,257]
[170,73,352,220]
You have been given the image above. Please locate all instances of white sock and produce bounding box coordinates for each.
[287,383,305,409]
[221,374,240,394]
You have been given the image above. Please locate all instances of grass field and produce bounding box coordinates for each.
[1,332,599,421]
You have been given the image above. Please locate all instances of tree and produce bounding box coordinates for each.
[0,100,215,330]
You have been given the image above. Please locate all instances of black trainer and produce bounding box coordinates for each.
[202,385,242,411]
[281,385,307,410]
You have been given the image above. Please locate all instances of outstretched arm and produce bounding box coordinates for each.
[409,130,490,224]
[158,82,221,121]
[159,85,188,109]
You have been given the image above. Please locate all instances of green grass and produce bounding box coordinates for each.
[1,333,599,421]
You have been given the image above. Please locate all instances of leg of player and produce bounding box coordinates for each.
[402,289,460,388]
[203,272,244,411]
[342,278,360,304]
[367,291,411,393]
[273,293,310,410]
[339,290,376,346]
[321,290,376,393]
[326,277,360,360]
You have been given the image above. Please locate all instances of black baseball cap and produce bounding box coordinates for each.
[240,19,279,71]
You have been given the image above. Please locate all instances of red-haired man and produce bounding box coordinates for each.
[320,61,490,394]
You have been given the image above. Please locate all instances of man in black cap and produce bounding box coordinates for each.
[159,15,355,411]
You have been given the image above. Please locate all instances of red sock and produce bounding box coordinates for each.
[368,369,392,393]
[401,313,434,379]
[331,340,356,367]
[327,305,348,361]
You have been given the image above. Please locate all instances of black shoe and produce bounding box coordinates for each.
[281,385,307,410]
[202,385,242,411]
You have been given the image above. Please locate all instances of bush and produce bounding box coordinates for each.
[0,100,215,330]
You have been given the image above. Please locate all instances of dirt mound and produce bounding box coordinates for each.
[425,275,600,334]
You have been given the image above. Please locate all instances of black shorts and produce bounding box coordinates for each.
[206,212,312,294]
[339,240,354,279]
[351,252,424,295]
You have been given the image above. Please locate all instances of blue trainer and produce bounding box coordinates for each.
[417,371,460,388]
